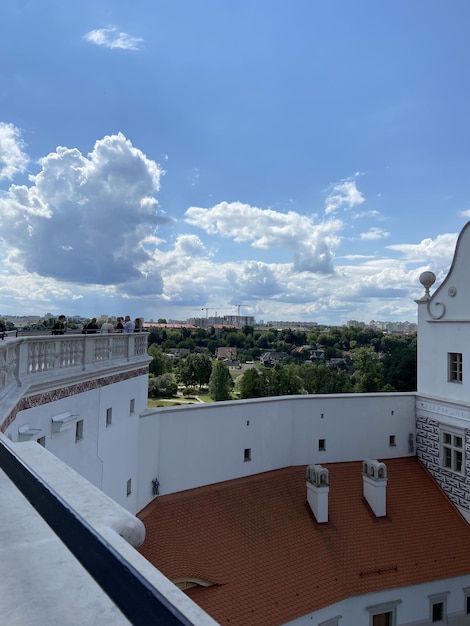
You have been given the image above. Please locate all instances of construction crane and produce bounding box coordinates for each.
[234,304,249,327]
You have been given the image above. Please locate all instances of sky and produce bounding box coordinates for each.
[1,0,470,325]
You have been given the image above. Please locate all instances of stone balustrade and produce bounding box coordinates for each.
[0,333,150,406]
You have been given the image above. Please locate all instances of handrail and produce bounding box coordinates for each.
[0,438,199,626]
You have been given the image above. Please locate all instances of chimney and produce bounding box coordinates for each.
[306,464,329,523]
[362,460,387,517]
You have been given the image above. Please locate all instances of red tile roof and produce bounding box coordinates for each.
[138,458,470,625]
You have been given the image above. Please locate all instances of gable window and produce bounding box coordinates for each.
[441,427,464,474]
[448,352,463,382]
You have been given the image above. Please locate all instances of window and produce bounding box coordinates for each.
[75,420,83,442]
[432,602,443,622]
[244,448,251,462]
[129,398,135,415]
[448,352,463,382]
[106,407,112,427]
[367,600,401,626]
[441,428,464,473]
[126,478,132,497]
[428,593,448,624]
[319,438,326,451]
[467,595,470,615]
[372,614,392,626]
[389,435,396,447]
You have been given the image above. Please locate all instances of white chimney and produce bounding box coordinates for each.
[306,464,329,523]
[362,460,387,517]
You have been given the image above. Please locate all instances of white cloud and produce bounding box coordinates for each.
[84,27,144,51]
[185,201,343,274]
[359,227,390,241]
[387,233,457,264]
[324,176,365,215]
[0,132,167,286]
[0,122,29,180]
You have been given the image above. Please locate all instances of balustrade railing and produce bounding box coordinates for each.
[0,333,150,402]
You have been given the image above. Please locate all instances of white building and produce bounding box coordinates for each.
[2,222,470,624]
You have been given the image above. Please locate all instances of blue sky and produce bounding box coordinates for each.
[1,0,470,325]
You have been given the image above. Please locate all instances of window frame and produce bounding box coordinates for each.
[428,592,448,624]
[448,352,463,383]
[440,425,464,475]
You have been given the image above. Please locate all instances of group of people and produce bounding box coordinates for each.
[98,316,144,333]
[52,315,144,335]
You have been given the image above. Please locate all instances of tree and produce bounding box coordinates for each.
[148,345,173,376]
[267,363,304,396]
[350,346,390,393]
[148,373,178,398]
[176,353,213,389]
[239,367,267,399]
[209,360,234,401]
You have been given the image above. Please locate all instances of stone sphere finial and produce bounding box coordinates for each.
[419,271,436,297]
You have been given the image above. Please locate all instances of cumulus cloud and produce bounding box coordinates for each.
[185,201,343,274]
[84,27,144,51]
[0,132,167,286]
[0,122,29,180]
[324,176,365,215]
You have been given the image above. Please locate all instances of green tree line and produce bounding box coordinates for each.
[147,325,417,401]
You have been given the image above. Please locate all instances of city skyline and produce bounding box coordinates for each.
[1,1,469,324]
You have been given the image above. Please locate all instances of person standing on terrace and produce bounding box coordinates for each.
[123,316,135,333]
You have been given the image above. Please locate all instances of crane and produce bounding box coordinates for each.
[234,304,249,327]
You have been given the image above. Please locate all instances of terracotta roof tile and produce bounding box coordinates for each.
[138,458,470,625]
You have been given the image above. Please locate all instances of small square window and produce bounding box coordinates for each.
[130,398,135,415]
[106,407,112,427]
[389,435,396,447]
[244,448,251,462]
[126,478,132,496]
[319,438,326,451]
[448,352,463,382]
[37,436,46,447]
[75,420,83,442]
